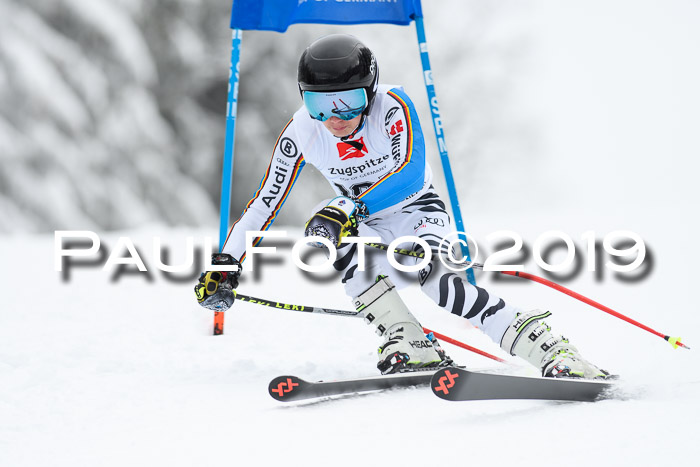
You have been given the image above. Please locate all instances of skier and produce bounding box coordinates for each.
[195,34,611,379]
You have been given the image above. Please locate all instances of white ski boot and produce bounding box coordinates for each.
[500,310,611,379]
[354,276,450,374]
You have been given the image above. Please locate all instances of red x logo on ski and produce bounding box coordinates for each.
[434,370,459,394]
[271,378,299,397]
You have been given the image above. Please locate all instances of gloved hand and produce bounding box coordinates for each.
[304,197,368,247]
[194,253,241,311]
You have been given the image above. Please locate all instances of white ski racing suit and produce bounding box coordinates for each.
[222,85,521,343]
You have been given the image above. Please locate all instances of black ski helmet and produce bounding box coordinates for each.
[298,34,379,117]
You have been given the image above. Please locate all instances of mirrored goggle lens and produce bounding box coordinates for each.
[303,89,367,121]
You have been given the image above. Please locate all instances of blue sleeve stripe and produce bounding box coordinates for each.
[358,90,414,200]
[357,88,426,213]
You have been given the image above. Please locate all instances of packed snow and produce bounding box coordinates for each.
[3,1,700,466]
[2,217,699,466]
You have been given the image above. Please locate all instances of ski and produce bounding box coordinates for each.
[431,367,615,402]
[268,369,437,402]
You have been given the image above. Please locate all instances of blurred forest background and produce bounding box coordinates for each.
[0,0,532,233]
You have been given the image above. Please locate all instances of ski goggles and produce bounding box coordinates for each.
[303,88,367,121]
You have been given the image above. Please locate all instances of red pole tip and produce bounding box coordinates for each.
[666,336,690,349]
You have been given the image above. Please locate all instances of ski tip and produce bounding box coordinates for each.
[268,375,305,402]
[430,367,464,401]
[666,336,690,350]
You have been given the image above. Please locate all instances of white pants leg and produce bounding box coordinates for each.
[335,189,522,344]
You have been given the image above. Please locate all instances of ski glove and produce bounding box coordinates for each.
[304,197,368,248]
[195,253,241,311]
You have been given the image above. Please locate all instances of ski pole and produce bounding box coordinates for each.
[367,242,690,350]
[232,291,508,363]
[234,292,363,318]
[422,328,507,364]
[500,270,689,350]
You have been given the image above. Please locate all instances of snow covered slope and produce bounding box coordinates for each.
[3,1,700,466]
[1,221,698,467]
